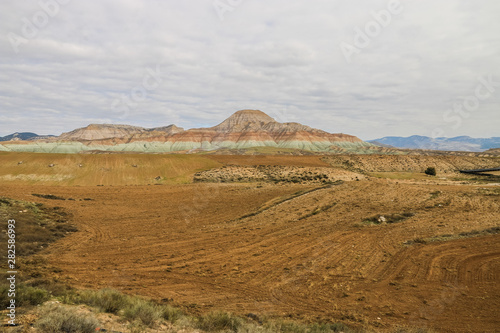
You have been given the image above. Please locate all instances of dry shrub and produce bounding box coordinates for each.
[196,311,243,332]
[35,303,99,333]
[75,288,131,314]
[123,298,162,327]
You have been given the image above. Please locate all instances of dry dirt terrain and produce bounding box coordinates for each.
[1,152,499,332]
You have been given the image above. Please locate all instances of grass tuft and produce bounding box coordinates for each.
[35,303,99,333]
[161,303,183,323]
[196,311,244,332]
[123,297,162,327]
[75,288,131,314]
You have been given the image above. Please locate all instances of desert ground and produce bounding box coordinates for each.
[0,151,499,332]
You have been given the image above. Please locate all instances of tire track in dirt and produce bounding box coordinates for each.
[372,235,500,284]
[1,179,499,331]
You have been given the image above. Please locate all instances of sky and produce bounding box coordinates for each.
[1,0,499,141]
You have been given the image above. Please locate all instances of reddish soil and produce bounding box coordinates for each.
[2,178,499,332]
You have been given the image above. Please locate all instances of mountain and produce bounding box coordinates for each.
[59,124,184,141]
[0,132,55,142]
[59,124,146,141]
[0,110,373,154]
[209,109,276,132]
[369,136,500,152]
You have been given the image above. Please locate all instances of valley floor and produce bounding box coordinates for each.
[1,177,499,332]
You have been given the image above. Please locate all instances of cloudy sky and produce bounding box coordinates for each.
[1,0,499,140]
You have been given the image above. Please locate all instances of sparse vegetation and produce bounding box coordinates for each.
[263,319,356,333]
[194,165,359,184]
[196,311,244,332]
[238,184,333,220]
[65,289,184,328]
[0,197,77,257]
[6,286,358,332]
[405,226,500,245]
[0,284,439,333]
[478,187,500,196]
[32,193,66,200]
[298,203,337,220]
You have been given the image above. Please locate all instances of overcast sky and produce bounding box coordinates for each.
[1,0,499,140]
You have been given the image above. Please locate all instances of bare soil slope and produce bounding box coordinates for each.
[0,152,221,185]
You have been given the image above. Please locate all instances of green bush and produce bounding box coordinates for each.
[18,285,50,306]
[424,167,436,176]
[76,288,130,314]
[0,284,50,307]
[35,303,99,333]
[196,311,243,332]
[123,298,162,327]
[161,303,183,323]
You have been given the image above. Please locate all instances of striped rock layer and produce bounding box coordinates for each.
[1,110,374,153]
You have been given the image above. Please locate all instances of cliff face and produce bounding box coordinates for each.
[4,110,371,153]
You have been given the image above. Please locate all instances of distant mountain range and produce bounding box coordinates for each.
[0,132,56,142]
[0,110,374,154]
[3,114,497,154]
[369,136,500,152]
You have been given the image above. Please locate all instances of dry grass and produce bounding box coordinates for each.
[0,152,221,186]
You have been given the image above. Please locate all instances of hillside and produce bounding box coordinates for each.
[0,152,221,186]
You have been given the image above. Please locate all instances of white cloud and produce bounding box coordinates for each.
[0,0,499,140]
